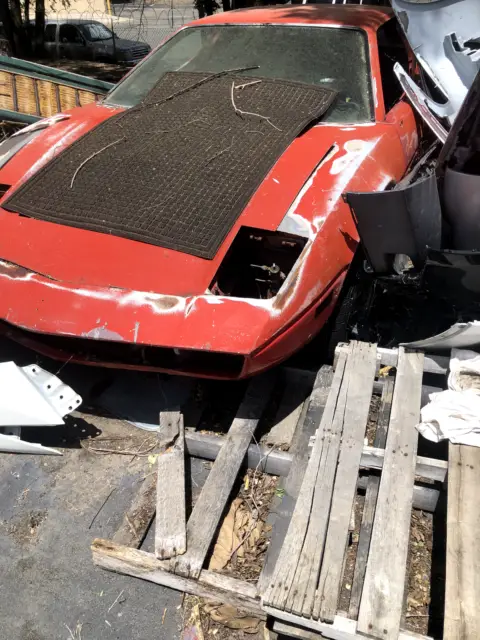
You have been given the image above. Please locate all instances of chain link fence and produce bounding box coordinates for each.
[44,0,199,52]
[43,0,391,61]
[111,2,198,49]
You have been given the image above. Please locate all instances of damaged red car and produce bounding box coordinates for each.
[0,5,419,379]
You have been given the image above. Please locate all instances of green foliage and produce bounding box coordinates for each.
[0,0,52,57]
[194,0,221,19]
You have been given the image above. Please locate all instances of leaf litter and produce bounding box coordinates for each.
[183,468,278,639]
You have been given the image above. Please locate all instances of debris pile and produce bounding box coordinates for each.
[209,470,277,581]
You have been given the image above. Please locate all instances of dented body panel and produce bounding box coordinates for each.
[0,6,419,378]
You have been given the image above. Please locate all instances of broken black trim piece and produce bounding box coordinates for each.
[345,173,441,274]
[423,248,480,311]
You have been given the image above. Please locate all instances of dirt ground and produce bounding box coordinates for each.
[34,58,127,84]
[405,511,434,635]
[183,594,273,640]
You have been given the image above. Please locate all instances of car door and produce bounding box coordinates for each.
[58,24,87,60]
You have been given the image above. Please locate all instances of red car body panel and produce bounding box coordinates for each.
[0,6,419,378]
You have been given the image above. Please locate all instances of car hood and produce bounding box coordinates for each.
[0,103,356,297]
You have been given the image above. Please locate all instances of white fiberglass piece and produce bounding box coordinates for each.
[0,362,82,454]
[0,433,62,455]
[391,0,480,125]
[394,63,449,143]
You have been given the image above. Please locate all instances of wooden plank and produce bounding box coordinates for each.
[349,378,394,620]
[315,342,377,621]
[357,348,424,640]
[286,355,350,616]
[262,350,349,611]
[361,446,447,482]
[92,539,264,619]
[174,373,275,578]
[155,411,186,559]
[112,394,202,549]
[273,619,324,639]
[335,344,447,376]
[378,347,446,376]
[112,473,157,548]
[267,609,432,640]
[444,443,480,640]
[258,366,333,592]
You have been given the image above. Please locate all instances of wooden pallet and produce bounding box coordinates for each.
[91,343,451,640]
[263,342,439,640]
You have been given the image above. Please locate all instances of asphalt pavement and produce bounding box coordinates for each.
[0,337,210,640]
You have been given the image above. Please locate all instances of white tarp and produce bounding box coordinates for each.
[418,348,480,446]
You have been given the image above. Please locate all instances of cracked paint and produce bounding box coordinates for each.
[278,144,340,239]
[133,321,140,343]
[84,325,124,341]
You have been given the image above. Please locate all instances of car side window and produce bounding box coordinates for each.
[44,24,57,43]
[59,24,83,44]
[377,19,410,113]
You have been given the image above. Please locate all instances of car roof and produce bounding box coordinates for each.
[45,18,105,25]
[190,5,393,30]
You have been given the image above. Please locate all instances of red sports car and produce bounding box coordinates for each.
[0,5,419,379]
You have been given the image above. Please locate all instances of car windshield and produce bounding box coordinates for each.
[81,23,113,41]
[105,25,373,123]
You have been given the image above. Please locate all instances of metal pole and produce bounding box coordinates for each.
[110,13,117,62]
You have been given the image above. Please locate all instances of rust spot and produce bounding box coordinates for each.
[84,326,124,341]
[150,296,179,311]
[0,260,58,281]
[0,261,30,278]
